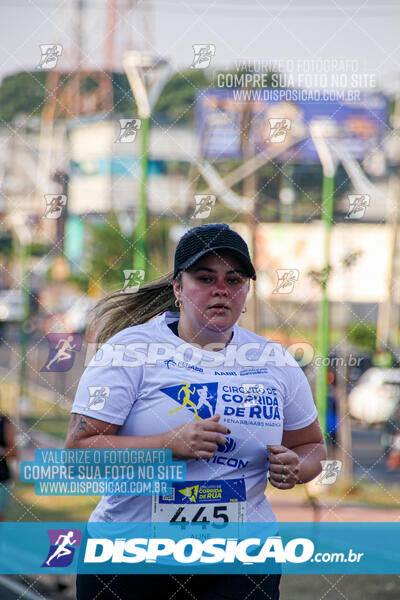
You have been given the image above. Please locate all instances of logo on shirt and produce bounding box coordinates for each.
[42,529,81,567]
[163,359,203,373]
[215,371,237,376]
[217,436,236,453]
[85,386,110,411]
[164,359,176,369]
[161,382,218,420]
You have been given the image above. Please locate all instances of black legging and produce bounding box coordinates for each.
[76,573,281,600]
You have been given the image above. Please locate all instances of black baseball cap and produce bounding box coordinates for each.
[174,223,256,280]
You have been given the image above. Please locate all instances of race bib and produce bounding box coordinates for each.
[152,478,246,523]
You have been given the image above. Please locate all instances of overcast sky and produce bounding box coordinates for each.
[1,0,399,94]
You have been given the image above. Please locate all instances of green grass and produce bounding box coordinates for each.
[24,417,69,440]
[7,478,400,525]
[283,479,400,509]
[324,480,400,509]
[7,482,98,522]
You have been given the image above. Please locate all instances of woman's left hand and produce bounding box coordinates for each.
[267,445,300,489]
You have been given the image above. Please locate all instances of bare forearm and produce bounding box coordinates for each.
[65,414,229,459]
[293,442,327,483]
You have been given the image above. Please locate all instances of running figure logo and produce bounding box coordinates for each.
[178,485,199,503]
[317,460,342,485]
[37,44,63,70]
[161,382,218,420]
[190,44,216,69]
[41,334,82,372]
[115,119,141,143]
[345,194,370,219]
[42,194,67,219]
[192,194,216,219]
[42,529,81,567]
[86,386,110,411]
[272,269,299,294]
[122,269,145,292]
[266,118,291,143]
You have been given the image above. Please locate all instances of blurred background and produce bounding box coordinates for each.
[0,0,399,598]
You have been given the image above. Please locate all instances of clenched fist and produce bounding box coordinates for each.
[165,415,230,459]
[267,445,300,489]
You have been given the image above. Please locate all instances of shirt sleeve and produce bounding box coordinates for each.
[71,334,143,426]
[282,356,318,431]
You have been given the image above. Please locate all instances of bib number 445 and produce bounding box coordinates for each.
[170,505,229,523]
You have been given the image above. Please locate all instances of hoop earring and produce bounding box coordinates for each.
[242,306,247,313]
[175,298,181,308]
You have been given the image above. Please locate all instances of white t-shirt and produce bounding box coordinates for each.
[71,311,317,523]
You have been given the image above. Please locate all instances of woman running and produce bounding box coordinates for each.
[66,223,326,599]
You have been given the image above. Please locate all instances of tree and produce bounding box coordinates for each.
[84,214,173,292]
[153,69,209,124]
[0,69,209,125]
[0,72,47,123]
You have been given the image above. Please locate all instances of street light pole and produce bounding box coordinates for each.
[122,52,169,276]
[310,122,337,437]
[136,115,149,272]
[316,172,334,434]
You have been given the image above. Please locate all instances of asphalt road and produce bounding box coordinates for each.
[281,574,400,599]
[0,576,52,600]
[1,573,398,600]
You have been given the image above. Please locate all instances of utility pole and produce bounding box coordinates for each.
[72,0,84,117]
[376,174,400,353]
[279,164,296,223]
[336,340,353,482]
[242,102,258,333]
[310,122,338,437]
[123,52,169,276]
[316,172,334,434]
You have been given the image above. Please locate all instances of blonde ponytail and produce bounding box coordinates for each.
[91,271,181,345]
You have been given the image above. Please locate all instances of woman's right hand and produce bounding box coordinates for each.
[164,414,230,459]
